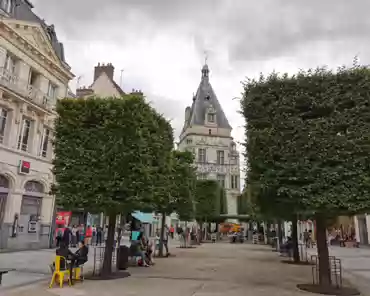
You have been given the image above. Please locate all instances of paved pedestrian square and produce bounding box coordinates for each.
[5,241,356,296]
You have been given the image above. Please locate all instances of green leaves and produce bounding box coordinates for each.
[194,179,221,222]
[171,151,197,221]
[53,95,173,214]
[241,65,370,217]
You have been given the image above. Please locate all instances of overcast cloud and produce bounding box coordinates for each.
[32,0,369,184]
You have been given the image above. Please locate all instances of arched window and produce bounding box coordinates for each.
[0,175,9,189]
[21,181,43,217]
[0,175,9,224]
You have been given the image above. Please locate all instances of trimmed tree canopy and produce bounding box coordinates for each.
[241,65,370,217]
[53,95,173,214]
[172,151,197,221]
[194,179,220,222]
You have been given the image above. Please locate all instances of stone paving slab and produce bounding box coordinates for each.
[5,242,342,296]
[306,246,370,295]
[0,237,179,289]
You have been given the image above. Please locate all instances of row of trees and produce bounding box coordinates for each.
[241,64,370,289]
[53,94,227,276]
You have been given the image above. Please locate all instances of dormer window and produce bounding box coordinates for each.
[207,113,215,123]
[206,105,216,124]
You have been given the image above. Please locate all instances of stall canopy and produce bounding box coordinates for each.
[132,211,154,224]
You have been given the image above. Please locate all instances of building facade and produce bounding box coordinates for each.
[178,64,240,217]
[0,0,74,249]
[76,63,126,98]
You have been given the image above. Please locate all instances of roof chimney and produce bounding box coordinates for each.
[94,62,115,82]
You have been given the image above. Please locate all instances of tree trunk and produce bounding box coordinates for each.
[184,221,188,248]
[198,221,203,244]
[316,214,331,287]
[292,216,300,262]
[116,213,126,270]
[102,212,116,276]
[158,212,166,257]
[277,220,283,245]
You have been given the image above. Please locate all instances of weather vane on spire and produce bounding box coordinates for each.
[204,50,208,65]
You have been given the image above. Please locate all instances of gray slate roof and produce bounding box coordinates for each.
[10,0,66,63]
[183,64,231,132]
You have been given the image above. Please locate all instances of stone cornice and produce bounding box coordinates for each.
[0,20,74,84]
[179,132,233,144]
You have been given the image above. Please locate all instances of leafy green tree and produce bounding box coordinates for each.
[172,151,197,222]
[241,65,370,287]
[53,96,173,276]
[194,179,220,241]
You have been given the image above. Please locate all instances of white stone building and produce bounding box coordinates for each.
[0,0,74,249]
[178,64,240,216]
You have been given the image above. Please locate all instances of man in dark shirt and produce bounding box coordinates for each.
[51,241,73,272]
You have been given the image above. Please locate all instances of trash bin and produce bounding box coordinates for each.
[117,245,129,270]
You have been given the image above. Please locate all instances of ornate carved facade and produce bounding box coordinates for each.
[0,0,73,250]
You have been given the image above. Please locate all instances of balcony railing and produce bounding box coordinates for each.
[0,67,53,111]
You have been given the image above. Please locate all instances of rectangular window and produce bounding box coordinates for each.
[186,138,192,145]
[0,0,12,13]
[39,127,50,157]
[21,196,41,215]
[231,175,239,189]
[207,113,215,123]
[230,157,237,165]
[217,150,224,165]
[28,69,39,87]
[198,148,206,163]
[17,117,31,152]
[198,173,208,180]
[4,54,17,75]
[47,82,57,100]
[217,174,225,188]
[0,107,7,144]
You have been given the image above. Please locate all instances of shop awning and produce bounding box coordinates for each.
[132,211,154,223]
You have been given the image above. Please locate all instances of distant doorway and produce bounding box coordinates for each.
[357,216,369,245]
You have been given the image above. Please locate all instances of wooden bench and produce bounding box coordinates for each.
[0,268,15,285]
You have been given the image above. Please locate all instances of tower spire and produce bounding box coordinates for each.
[201,50,210,78]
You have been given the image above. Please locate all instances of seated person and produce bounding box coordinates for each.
[129,232,149,267]
[69,241,89,284]
[280,237,293,255]
[50,241,73,273]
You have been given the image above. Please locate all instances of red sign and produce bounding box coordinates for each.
[55,211,72,238]
[19,160,30,174]
[56,211,72,226]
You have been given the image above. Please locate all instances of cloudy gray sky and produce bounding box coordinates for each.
[32,0,367,182]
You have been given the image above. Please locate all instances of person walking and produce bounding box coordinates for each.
[169,225,174,239]
[62,226,71,247]
[163,225,170,256]
[71,225,78,247]
[96,226,103,246]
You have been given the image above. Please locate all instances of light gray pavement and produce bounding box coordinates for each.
[6,242,345,296]
[306,245,370,295]
[0,236,152,289]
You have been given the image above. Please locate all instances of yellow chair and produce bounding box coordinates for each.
[73,265,84,281]
[49,256,72,288]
